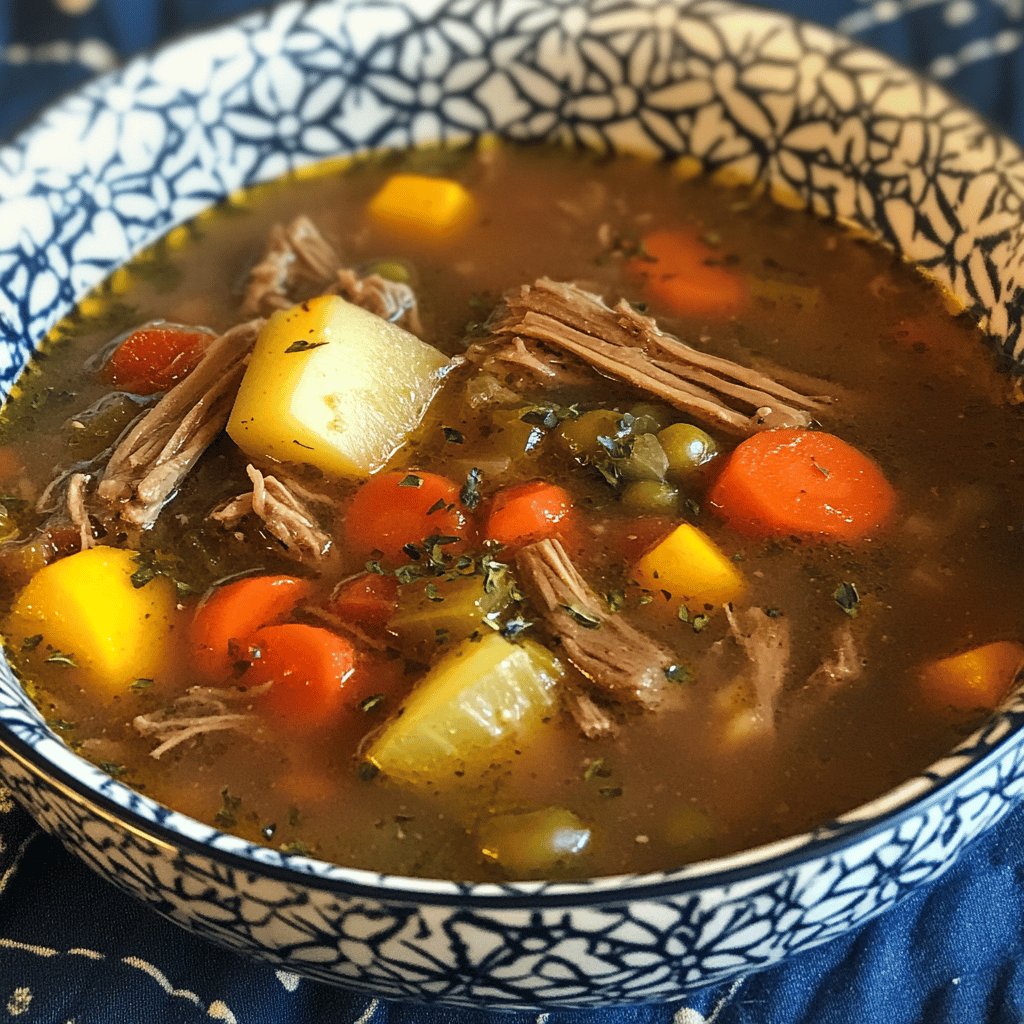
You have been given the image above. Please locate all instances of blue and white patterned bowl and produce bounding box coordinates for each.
[2,0,1024,1008]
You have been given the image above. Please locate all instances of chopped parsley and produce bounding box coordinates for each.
[442,426,465,444]
[129,677,154,692]
[833,581,861,617]
[284,339,327,353]
[20,634,43,651]
[359,694,385,713]
[215,788,241,829]
[561,604,601,629]
[664,663,695,684]
[399,474,423,488]
[460,467,483,511]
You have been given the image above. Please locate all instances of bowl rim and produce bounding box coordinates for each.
[2,0,1024,907]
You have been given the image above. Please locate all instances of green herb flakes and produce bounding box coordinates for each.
[442,426,465,444]
[98,761,126,778]
[561,604,601,629]
[664,663,695,684]
[583,758,612,781]
[833,581,861,617]
[399,474,423,488]
[215,788,242,829]
[284,339,327,353]
[460,467,483,510]
[130,677,154,692]
[45,650,77,668]
[20,634,43,651]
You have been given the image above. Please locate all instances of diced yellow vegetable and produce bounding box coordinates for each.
[5,547,178,694]
[633,522,745,609]
[479,807,591,876]
[227,295,452,479]
[367,174,475,239]
[918,641,1024,713]
[365,634,562,783]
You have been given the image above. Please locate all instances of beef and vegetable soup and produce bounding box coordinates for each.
[1,144,1023,881]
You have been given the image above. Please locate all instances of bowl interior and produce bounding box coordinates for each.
[1,0,1024,902]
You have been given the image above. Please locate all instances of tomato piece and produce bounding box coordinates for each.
[103,325,213,394]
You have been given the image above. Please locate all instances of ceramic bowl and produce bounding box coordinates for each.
[1,0,1024,1009]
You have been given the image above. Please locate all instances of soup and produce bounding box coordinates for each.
[1,144,1022,881]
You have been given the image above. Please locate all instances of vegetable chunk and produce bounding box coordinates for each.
[367,174,475,238]
[227,295,452,479]
[634,522,745,609]
[6,547,177,693]
[365,634,562,783]
[918,641,1024,713]
[708,428,895,541]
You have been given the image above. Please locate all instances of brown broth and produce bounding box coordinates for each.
[1,144,1023,881]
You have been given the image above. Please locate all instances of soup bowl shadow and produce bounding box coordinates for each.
[1,0,1024,1008]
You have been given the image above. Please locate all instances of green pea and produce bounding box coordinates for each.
[558,409,626,460]
[658,422,719,480]
[628,402,674,434]
[621,480,679,514]
[479,807,591,876]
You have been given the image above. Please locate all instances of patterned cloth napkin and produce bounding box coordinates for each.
[2,2,1024,1022]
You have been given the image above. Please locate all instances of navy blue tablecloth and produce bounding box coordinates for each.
[3,2,1024,1022]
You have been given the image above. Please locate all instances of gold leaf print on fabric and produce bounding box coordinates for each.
[6,986,32,1016]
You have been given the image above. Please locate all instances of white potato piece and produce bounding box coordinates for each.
[227,295,453,478]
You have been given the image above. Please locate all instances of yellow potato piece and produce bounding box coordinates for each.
[366,634,562,784]
[6,546,178,694]
[634,522,745,609]
[367,173,475,238]
[227,295,452,478]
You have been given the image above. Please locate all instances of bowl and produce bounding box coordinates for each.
[2,0,1024,1008]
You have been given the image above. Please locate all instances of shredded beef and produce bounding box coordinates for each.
[211,463,332,563]
[565,690,618,739]
[97,320,262,529]
[724,604,791,723]
[494,278,832,436]
[241,215,339,316]
[133,684,268,759]
[66,472,95,551]
[465,335,591,386]
[804,623,863,690]
[334,268,422,335]
[242,216,422,332]
[515,538,674,709]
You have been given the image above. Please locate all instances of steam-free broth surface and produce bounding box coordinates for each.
[1,145,1022,880]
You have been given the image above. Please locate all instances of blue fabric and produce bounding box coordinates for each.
[2,2,1024,1021]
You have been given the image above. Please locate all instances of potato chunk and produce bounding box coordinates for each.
[5,547,178,694]
[227,295,452,479]
[365,634,562,784]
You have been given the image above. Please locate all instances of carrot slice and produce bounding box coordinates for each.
[708,429,895,541]
[190,574,312,681]
[629,228,746,319]
[329,573,399,630]
[483,481,573,550]
[344,471,474,564]
[103,325,213,394]
[243,623,356,728]
[918,641,1024,714]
